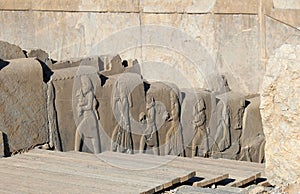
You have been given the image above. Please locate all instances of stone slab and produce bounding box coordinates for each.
[0,0,140,12]
[0,40,26,60]
[273,0,300,10]
[0,58,48,154]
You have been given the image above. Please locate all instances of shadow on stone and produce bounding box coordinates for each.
[0,59,9,71]
[37,59,53,83]
[99,74,108,86]
[3,133,11,157]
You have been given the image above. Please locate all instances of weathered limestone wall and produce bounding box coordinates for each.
[0,0,291,96]
[261,36,300,186]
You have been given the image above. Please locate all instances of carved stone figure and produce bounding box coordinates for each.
[191,98,208,157]
[74,75,101,154]
[111,81,133,154]
[234,98,245,130]
[212,101,231,153]
[165,91,184,156]
[139,96,160,155]
[238,96,265,163]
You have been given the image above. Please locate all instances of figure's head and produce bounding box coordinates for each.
[146,95,155,106]
[81,75,93,94]
[239,99,245,108]
[170,90,178,101]
[197,98,206,111]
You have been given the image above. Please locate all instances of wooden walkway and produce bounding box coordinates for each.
[0,149,266,193]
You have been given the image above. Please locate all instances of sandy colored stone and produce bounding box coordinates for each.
[145,82,184,156]
[261,38,300,185]
[51,66,146,153]
[100,55,125,76]
[0,0,260,14]
[140,0,216,13]
[238,96,265,163]
[0,58,48,154]
[51,66,101,152]
[214,14,262,95]
[49,55,126,75]
[0,9,264,95]
[180,88,214,157]
[0,0,139,12]
[210,92,246,160]
[266,17,300,57]
[137,13,216,90]
[213,0,258,14]
[0,40,26,60]
[27,49,49,64]
[100,72,146,153]
[268,9,300,30]
[0,11,141,61]
[273,0,300,9]
[283,183,300,194]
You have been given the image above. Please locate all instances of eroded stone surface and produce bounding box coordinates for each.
[273,0,300,9]
[0,40,26,60]
[261,39,300,185]
[0,58,48,154]
[27,49,49,64]
[238,96,265,163]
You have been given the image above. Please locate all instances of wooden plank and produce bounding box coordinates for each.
[258,180,272,187]
[23,151,191,183]
[9,150,195,193]
[187,157,264,172]
[96,152,265,188]
[71,151,195,184]
[0,160,150,194]
[165,156,264,183]
[229,172,261,187]
[94,151,196,185]
[1,157,159,193]
[95,151,262,187]
[11,156,167,193]
[193,174,229,187]
[6,149,264,192]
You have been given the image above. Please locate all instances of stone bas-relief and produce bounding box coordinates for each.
[165,89,184,156]
[74,75,101,154]
[39,55,265,162]
[139,96,159,155]
[111,80,133,154]
[191,98,208,157]
[1,0,300,191]
[0,41,265,164]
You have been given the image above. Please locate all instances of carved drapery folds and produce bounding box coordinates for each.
[45,56,264,163]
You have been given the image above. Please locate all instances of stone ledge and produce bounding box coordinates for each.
[0,0,259,14]
[0,0,140,12]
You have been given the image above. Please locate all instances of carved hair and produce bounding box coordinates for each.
[80,75,94,94]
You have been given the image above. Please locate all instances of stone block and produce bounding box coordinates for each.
[0,0,139,12]
[0,40,26,60]
[273,0,300,9]
[0,58,48,154]
[238,96,265,163]
[261,36,300,185]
